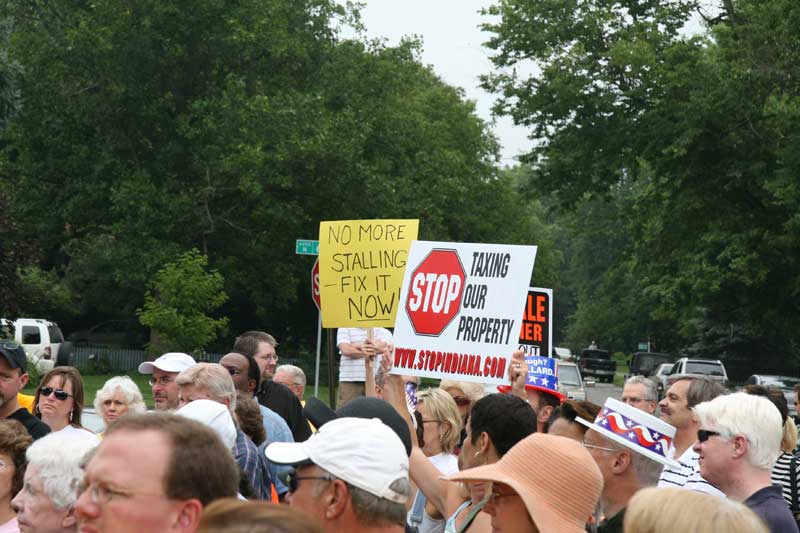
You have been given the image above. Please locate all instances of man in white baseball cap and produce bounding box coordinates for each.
[138,352,196,410]
[265,417,410,532]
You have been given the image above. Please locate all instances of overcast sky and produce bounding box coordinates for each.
[339,0,534,166]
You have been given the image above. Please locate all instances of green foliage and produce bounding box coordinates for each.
[484,0,800,370]
[17,265,76,318]
[0,0,530,354]
[137,250,229,354]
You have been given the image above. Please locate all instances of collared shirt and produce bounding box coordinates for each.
[234,428,273,500]
[257,403,293,497]
[597,507,625,533]
[744,484,798,533]
[657,445,725,497]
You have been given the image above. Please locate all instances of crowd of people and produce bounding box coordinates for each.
[0,330,799,532]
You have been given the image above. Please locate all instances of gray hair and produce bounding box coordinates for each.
[176,363,237,415]
[694,392,782,471]
[677,376,726,409]
[93,375,147,414]
[624,376,658,401]
[603,433,663,487]
[274,364,306,387]
[313,472,409,526]
[26,433,98,510]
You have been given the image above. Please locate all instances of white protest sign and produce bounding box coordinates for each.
[392,241,537,385]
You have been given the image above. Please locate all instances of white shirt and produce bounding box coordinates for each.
[658,445,725,497]
[336,327,393,382]
[54,424,100,442]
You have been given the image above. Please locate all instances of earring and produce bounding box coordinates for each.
[474,451,481,457]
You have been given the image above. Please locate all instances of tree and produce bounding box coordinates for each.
[138,250,228,354]
[482,0,800,369]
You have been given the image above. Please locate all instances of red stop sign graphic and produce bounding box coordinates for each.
[311,258,321,311]
[405,249,465,336]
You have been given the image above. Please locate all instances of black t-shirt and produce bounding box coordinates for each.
[8,407,51,440]
[256,380,312,442]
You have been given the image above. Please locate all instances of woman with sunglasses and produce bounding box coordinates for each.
[33,367,98,440]
[93,376,146,432]
[438,380,484,453]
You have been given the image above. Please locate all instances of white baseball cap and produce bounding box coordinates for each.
[138,352,197,374]
[176,399,237,450]
[265,417,408,504]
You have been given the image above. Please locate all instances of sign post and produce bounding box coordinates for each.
[311,258,322,396]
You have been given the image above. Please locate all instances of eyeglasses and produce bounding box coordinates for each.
[40,386,72,401]
[697,429,721,443]
[78,481,161,504]
[581,437,618,453]
[421,419,442,424]
[148,376,174,387]
[621,397,654,404]
[285,471,335,493]
[0,459,8,471]
[256,353,278,362]
[451,396,471,407]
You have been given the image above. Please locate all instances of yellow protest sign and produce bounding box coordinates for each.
[319,219,419,328]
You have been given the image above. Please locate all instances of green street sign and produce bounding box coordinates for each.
[638,342,649,351]
[296,239,319,255]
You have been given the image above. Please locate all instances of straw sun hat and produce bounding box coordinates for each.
[446,433,602,533]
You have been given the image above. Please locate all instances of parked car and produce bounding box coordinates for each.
[666,357,728,387]
[653,362,674,398]
[0,318,74,372]
[554,347,573,361]
[577,347,617,383]
[743,374,800,419]
[81,407,105,434]
[628,352,672,379]
[557,361,586,401]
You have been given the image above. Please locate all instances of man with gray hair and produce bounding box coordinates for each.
[266,417,410,532]
[12,432,98,532]
[176,363,275,501]
[579,398,676,531]
[694,392,796,531]
[621,375,658,414]
[657,375,726,495]
[273,364,306,401]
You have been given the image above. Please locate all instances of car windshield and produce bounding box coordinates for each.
[686,361,725,376]
[559,365,581,386]
[761,376,800,389]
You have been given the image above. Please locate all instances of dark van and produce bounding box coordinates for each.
[628,352,672,378]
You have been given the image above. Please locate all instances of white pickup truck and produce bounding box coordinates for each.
[0,318,73,372]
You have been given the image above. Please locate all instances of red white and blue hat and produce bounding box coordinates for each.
[577,397,679,467]
[497,355,565,402]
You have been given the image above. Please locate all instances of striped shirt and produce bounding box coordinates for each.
[771,451,799,510]
[657,445,726,497]
[336,327,393,382]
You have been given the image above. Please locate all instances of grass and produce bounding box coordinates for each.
[23,371,334,410]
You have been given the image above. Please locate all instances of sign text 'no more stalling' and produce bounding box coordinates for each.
[318,219,419,328]
[392,241,537,385]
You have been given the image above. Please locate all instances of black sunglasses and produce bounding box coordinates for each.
[40,386,73,401]
[697,429,720,443]
[285,471,335,493]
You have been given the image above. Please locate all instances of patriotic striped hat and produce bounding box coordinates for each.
[576,397,679,467]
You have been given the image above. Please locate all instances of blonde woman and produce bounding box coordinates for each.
[411,388,463,533]
[439,380,484,453]
[624,487,768,533]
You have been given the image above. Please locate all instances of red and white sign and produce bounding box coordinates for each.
[405,249,465,336]
[311,258,321,311]
[392,241,537,385]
